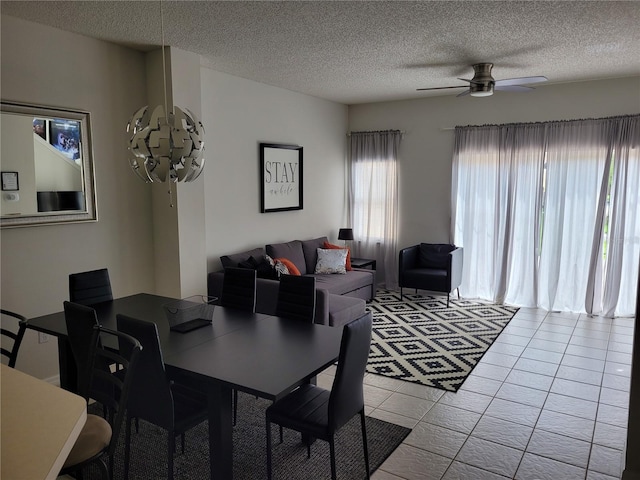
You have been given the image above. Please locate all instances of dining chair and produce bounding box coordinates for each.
[64,301,103,394]
[220,267,257,312]
[265,312,373,480]
[59,325,141,480]
[117,314,209,480]
[69,268,113,306]
[0,309,27,368]
[64,301,119,423]
[275,275,316,323]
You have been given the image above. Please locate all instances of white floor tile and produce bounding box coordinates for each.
[525,429,591,468]
[470,416,533,450]
[404,421,468,458]
[377,392,435,420]
[379,444,452,480]
[535,410,594,442]
[455,436,523,477]
[442,461,511,480]
[439,389,493,414]
[515,452,586,480]
[543,393,598,420]
[495,382,548,408]
[422,403,482,435]
[484,398,542,427]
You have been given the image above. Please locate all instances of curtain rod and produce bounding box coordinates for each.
[442,113,639,132]
[347,129,405,136]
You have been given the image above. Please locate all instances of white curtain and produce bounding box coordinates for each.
[587,116,640,317]
[453,115,640,317]
[539,120,609,311]
[348,130,401,289]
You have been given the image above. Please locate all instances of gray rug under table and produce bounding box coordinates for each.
[83,391,410,479]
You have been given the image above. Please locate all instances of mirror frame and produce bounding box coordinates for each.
[1,101,97,228]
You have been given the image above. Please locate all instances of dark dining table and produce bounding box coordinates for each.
[26,293,344,480]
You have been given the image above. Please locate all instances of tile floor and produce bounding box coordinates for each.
[318,307,635,480]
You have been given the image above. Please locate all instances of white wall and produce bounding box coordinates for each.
[348,77,640,251]
[0,15,156,380]
[34,136,82,191]
[0,116,37,215]
[200,69,348,272]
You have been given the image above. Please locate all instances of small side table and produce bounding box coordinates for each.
[351,257,376,270]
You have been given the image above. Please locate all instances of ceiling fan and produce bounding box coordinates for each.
[417,63,548,97]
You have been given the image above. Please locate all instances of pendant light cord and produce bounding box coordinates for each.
[160,0,174,206]
[160,0,169,116]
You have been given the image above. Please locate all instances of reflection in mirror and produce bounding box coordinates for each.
[1,101,97,228]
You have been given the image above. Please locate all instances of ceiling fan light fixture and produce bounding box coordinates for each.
[470,89,493,97]
[469,82,494,97]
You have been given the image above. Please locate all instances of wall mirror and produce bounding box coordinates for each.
[1,101,97,228]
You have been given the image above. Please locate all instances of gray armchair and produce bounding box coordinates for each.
[398,243,463,307]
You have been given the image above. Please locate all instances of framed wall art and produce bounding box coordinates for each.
[260,142,303,213]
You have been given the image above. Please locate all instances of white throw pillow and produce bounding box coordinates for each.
[315,248,347,274]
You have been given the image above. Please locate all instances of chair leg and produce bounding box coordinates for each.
[279,425,284,444]
[124,417,132,480]
[181,432,185,454]
[97,458,109,480]
[233,389,238,426]
[447,293,450,308]
[266,420,273,480]
[329,436,337,480]
[400,287,403,299]
[360,409,370,479]
[457,287,460,299]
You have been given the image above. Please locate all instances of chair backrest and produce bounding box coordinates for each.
[275,275,316,323]
[64,301,101,393]
[69,268,113,306]
[86,325,141,457]
[116,314,174,428]
[328,312,372,431]
[220,267,257,312]
[0,309,27,368]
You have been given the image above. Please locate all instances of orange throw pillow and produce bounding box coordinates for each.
[274,257,301,275]
[323,242,352,271]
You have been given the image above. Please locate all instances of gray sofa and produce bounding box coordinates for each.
[207,236,375,328]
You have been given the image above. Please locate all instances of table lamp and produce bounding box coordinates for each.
[338,228,354,247]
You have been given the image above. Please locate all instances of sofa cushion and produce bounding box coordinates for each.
[419,243,454,269]
[327,294,366,328]
[311,269,373,296]
[300,236,328,274]
[315,248,347,274]
[323,241,352,270]
[266,241,307,275]
[274,257,301,276]
[220,247,266,269]
[236,255,278,280]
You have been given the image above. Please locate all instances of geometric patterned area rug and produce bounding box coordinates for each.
[366,289,519,392]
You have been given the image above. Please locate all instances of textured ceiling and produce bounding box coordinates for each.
[2,1,640,104]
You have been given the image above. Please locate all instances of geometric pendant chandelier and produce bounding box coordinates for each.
[126,0,205,190]
[127,104,205,183]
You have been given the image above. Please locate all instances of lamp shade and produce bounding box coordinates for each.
[338,228,354,241]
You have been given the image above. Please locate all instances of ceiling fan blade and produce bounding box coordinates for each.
[456,89,471,97]
[494,85,534,92]
[416,85,468,91]
[494,76,548,87]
